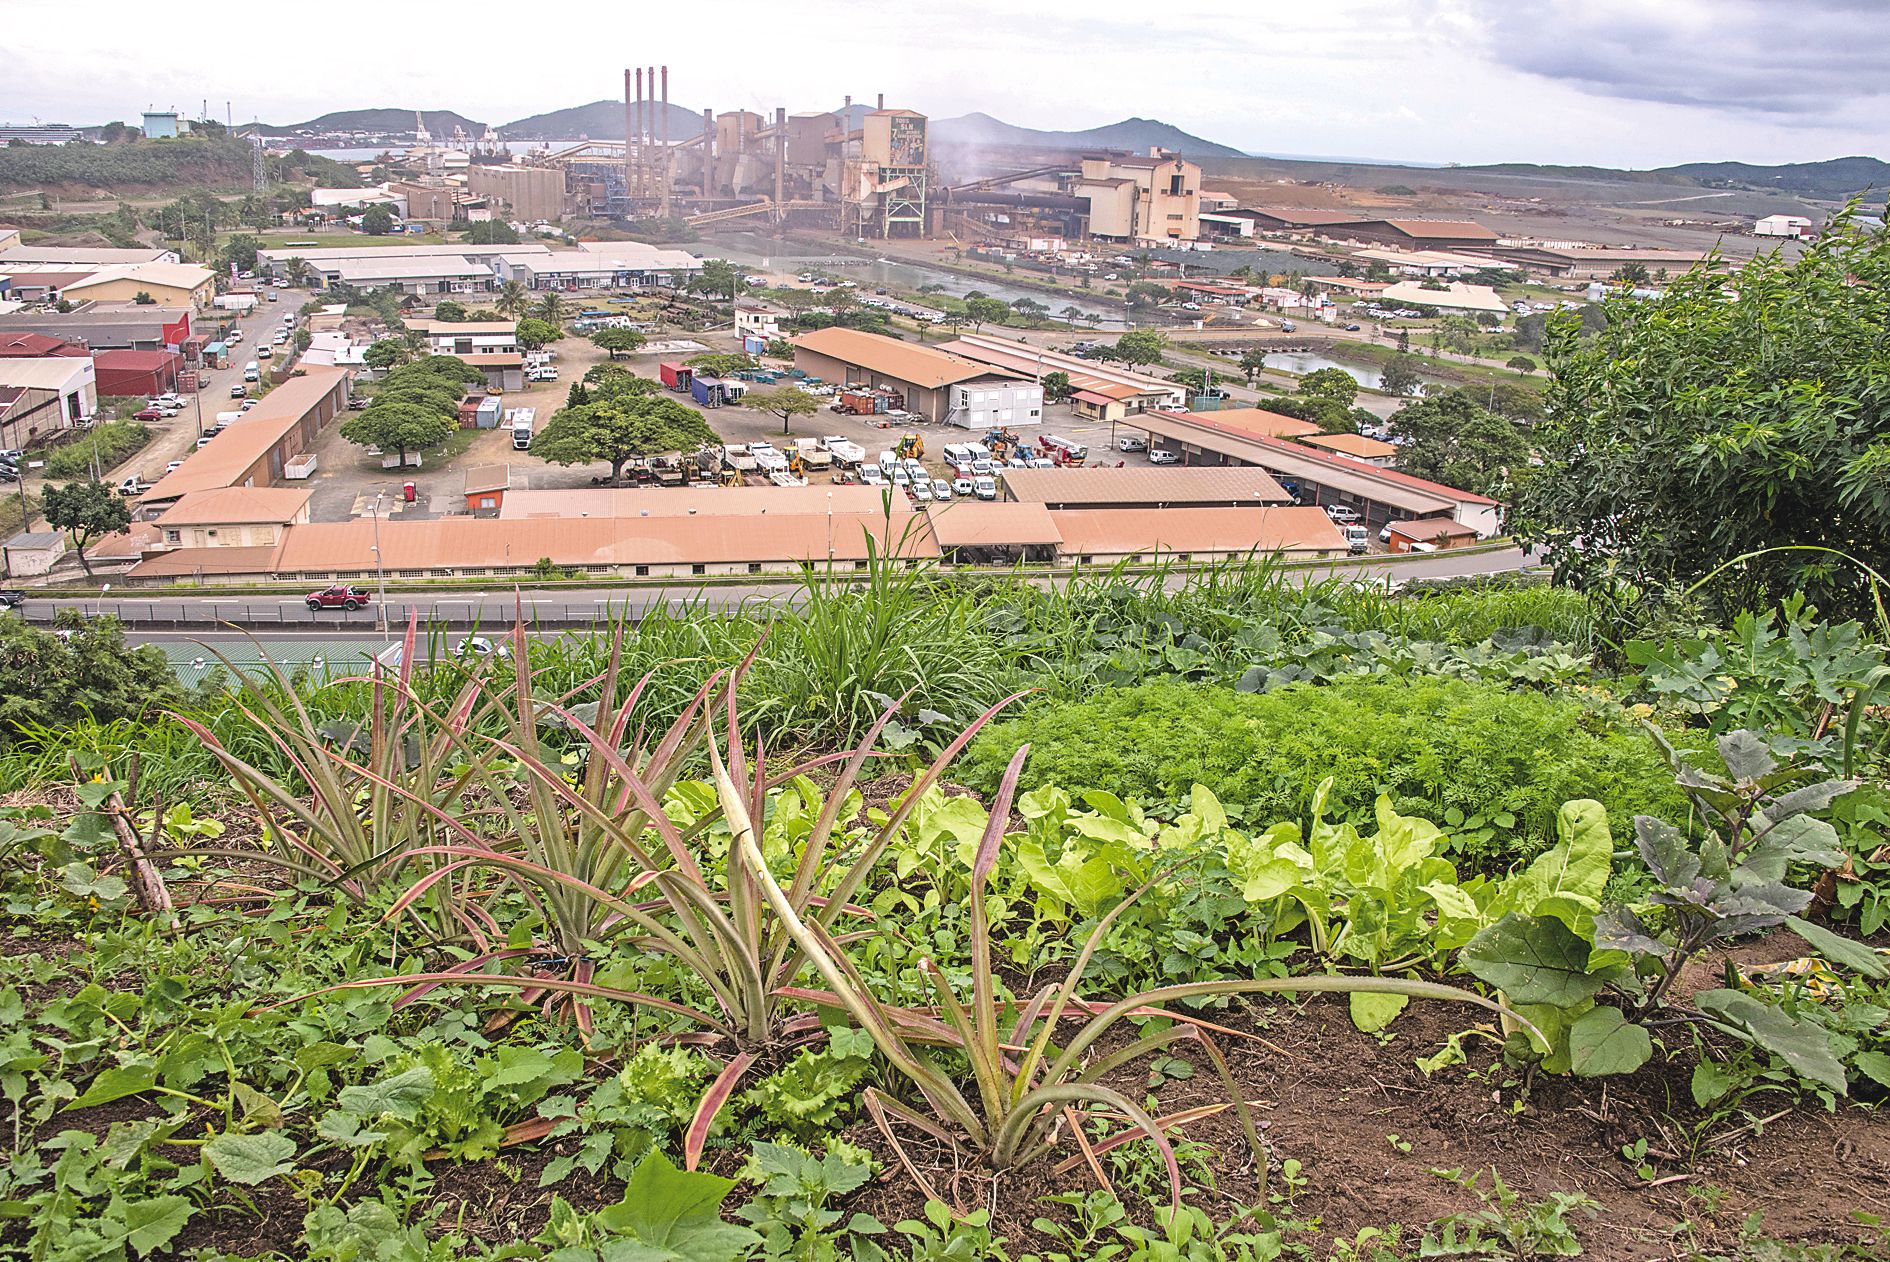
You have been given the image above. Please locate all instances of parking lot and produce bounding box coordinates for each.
[286,332,1149,525]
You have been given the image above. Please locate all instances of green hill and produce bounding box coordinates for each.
[1658,156,1890,199]
[0,136,361,191]
[245,109,486,138]
[500,99,704,141]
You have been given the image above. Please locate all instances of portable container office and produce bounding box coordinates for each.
[690,375,725,407]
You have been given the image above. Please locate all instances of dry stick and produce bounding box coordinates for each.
[76,754,175,927]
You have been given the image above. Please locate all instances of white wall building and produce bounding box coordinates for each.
[1754,214,1813,239]
[947,379,1043,430]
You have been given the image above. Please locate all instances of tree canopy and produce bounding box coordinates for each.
[515,318,562,351]
[0,612,177,752]
[1298,367,1360,408]
[1388,388,1529,498]
[747,386,819,435]
[592,327,647,360]
[41,481,130,577]
[531,392,720,484]
[1114,329,1167,366]
[339,401,458,465]
[1512,215,1890,615]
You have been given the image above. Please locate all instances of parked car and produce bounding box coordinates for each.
[453,636,511,660]
[230,385,248,397]
[910,480,933,502]
[347,396,370,410]
[133,407,165,421]
[1148,449,1180,465]
[306,585,371,611]
[1117,436,1148,452]
[241,399,260,411]
[931,479,952,500]
[165,460,184,473]
[1344,323,1362,332]
[1324,505,1361,525]
[952,477,974,498]
[972,476,998,501]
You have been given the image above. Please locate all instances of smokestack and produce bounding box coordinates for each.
[774,107,786,208]
[647,66,657,200]
[876,93,884,111]
[625,69,636,206]
[844,95,851,110]
[702,108,715,196]
[659,66,671,220]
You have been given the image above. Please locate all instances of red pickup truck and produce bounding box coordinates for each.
[305,584,371,611]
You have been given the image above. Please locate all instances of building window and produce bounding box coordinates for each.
[691,563,706,575]
[854,560,868,571]
[164,530,181,544]
[747,562,762,574]
[635,564,650,576]
[1169,174,1184,196]
[1079,555,1093,565]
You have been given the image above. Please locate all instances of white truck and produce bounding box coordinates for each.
[508,407,536,451]
[793,438,833,471]
[747,442,790,473]
[722,444,760,473]
[819,436,866,467]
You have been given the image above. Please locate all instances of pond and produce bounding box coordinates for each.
[1264,350,1448,392]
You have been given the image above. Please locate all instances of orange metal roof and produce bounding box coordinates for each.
[1169,407,1322,440]
[793,327,1011,390]
[127,544,282,578]
[1050,506,1345,556]
[140,369,349,503]
[925,502,1061,547]
[499,485,904,519]
[271,512,940,573]
[999,466,1290,506]
[155,487,312,526]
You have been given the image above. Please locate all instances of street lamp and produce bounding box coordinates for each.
[370,492,388,639]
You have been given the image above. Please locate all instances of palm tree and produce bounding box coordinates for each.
[534,292,568,325]
[284,257,311,288]
[496,280,530,320]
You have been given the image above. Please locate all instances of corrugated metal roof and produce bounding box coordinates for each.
[999,465,1291,507]
[1050,506,1345,556]
[793,327,1005,390]
[141,369,349,503]
[155,487,312,526]
[499,485,904,519]
[925,502,1061,547]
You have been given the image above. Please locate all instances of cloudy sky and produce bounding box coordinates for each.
[4,0,1884,167]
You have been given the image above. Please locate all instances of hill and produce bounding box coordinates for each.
[1657,156,1890,199]
[932,112,1243,157]
[0,136,361,192]
[499,99,704,141]
[246,109,486,138]
[1456,155,1889,200]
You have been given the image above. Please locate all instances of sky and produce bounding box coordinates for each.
[3,0,1885,168]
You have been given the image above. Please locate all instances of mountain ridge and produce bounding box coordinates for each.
[931,112,1243,157]
[244,109,485,138]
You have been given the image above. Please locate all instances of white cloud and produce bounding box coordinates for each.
[0,0,1884,166]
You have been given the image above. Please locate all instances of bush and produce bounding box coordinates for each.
[962,677,1684,871]
[1507,354,1538,372]
[42,421,151,480]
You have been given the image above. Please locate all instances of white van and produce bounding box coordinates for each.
[973,475,998,501]
[243,362,260,381]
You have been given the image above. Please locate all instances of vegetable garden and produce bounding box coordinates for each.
[2,560,1887,1262]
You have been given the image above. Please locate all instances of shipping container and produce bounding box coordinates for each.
[659,362,694,392]
[690,375,725,407]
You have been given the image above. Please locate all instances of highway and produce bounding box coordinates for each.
[13,546,1532,642]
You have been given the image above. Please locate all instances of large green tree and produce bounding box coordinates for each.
[360,204,397,235]
[1298,366,1360,408]
[1378,355,1423,398]
[1114,329,1167,366]
[0,613,177,751]
[339,401,458,466]
[747,386,818,435]
[592,327,647,360]
[1388,388,1529,497]
[531,393,720,485]
[1513,215,1890,613]
[964,296,1010,330]
[515,318,562,351]
[41,481,130,577]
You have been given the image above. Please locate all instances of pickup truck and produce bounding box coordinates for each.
[305,585,372,612]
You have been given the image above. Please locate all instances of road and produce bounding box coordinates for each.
[15,547,1531,639]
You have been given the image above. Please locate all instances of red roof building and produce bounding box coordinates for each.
[93,349,182,397]
[0,332,85,358]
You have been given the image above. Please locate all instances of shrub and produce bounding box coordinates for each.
[42,421,151,480]
[961,677,1684,871]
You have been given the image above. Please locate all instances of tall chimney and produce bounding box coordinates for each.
[631,68,646,209]
[876,93,884,111]
[774,107,786,208]
[647,66,657,200]
[659,66,671,220]
[633,68,644,203]
[844,95,851,110]
[702,108,715,195]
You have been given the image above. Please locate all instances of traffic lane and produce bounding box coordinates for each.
[24,585,804,629]
[32,550,1529,632]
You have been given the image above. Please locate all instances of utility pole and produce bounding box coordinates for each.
[370,491,388,641]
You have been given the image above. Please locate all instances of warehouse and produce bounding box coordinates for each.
[92,348,183,397]
[153,487,313,550]
[998,465,1290,510]
[791,327,1031,425]
[0,303,193,351]
[258,243,554,287]
[59,262,215,311]
[492,245,703,291]
[0,357,97,433]
[499,485,900,520]
[1133,409,1499,534]
[1323,218,1500,250]
[1049,505,1347,564]
[465,165,568,222]
[939,332,1185,412]
[138,369,352,515]
[1297,431,1398,466]
[331,256,494,296]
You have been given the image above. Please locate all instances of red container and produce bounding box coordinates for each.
[402,481,417,503]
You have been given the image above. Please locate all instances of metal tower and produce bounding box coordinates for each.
[250,129,267,195]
